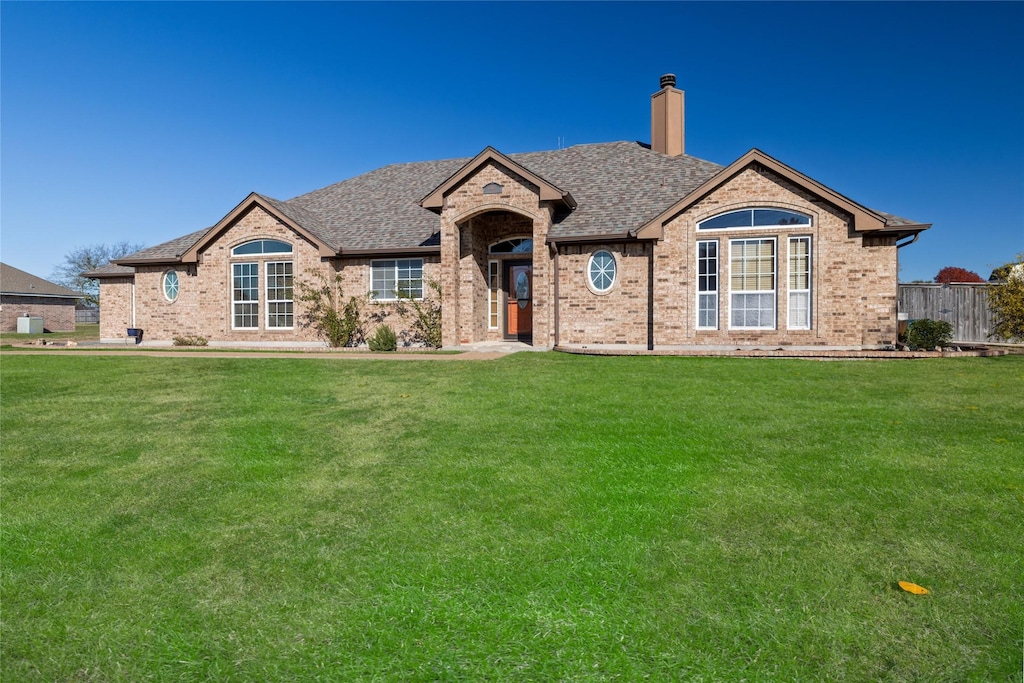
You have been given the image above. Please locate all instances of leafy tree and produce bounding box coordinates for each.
[988,254,1024,342]
[934,266,985,284]
[51,241,145,307]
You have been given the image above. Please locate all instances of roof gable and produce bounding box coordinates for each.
[635,149,930,240]
[420,146,576,212]
[178,193,337,263]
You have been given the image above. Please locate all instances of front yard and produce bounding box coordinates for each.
[1,353,1021,681]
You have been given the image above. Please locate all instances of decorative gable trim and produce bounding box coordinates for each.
[179,193,336,263]
[419,146,576,212]
[634,149,925,240]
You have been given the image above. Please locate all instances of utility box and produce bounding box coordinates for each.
[17,316,44,334]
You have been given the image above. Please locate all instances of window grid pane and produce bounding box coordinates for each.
[729,239,776,329]
[697,240,718,329]
[788,237,811,329]
[232,263,259,329]
[488,261,500,329]
[371,259,423,300]
[266,261,294,328]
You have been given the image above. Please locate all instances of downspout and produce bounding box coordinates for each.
[894,233,920,346]
[647,241,655,350]
[550,241,560,348]
[131,279,137,328]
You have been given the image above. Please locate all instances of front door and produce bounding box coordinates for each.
[504,260,532,341]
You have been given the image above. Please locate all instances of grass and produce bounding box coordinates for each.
[0,322,99,345]
[1,353,1021,681]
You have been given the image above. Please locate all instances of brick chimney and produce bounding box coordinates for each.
[651,73,684,156]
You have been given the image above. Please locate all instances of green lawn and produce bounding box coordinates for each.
[2,353,1021,681]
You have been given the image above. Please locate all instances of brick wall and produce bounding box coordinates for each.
[97,278,134,339]
[649,166,898,348]
[439,161,555,347]
[96,208,442,345]
[556,243,651,346]
[0,296,77,332]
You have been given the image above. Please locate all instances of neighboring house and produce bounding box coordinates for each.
[0,262,82,332]
[86,75,930,351]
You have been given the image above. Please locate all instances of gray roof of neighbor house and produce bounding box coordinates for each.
[110,140,928,266]
[0,262,83,298]
[80,262,138,278]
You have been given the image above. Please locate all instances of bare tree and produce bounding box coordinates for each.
[51,241,145,307]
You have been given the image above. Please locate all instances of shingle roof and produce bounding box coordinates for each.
[112,140,927,262]
[287,141,723,247]
[0,262,83,298]
[115,227,212,264]
[81,262,137,278]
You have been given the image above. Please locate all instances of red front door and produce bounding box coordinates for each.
[505,261,533,340]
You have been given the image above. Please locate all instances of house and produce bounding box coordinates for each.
[86,75,930,351]
[0,262,82,333]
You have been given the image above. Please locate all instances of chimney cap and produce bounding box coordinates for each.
[660,73,677,89]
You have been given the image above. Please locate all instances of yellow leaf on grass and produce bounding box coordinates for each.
[898,581,930,595]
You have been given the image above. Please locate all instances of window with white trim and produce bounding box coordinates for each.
[788,236,811,329]
[266,261,294,329]
[231,239,293,256]
[698,208,811,231]
[232,263,259,329]
[696,240,718,329]
[371,259,423,300]
[588,250,616,293]
[488,261,500,329]
[163,270,179,302]
[729,238,776,329]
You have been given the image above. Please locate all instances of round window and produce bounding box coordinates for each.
[588,250,616,293]
[163,270,180,302]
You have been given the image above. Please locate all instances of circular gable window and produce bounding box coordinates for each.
[163,270,180,302]
[588,250,617,294]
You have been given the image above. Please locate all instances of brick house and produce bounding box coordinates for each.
[87,75,930,351]
[0,262,81,332]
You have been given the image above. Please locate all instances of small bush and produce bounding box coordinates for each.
[905,319,953,350]
[173,334,208,346]
[367,324,397,352]
[297,271,364,347]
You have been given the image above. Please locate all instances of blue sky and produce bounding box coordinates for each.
[2,1,1022,282]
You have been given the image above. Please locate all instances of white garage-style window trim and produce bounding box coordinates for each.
[587,250,617,294]
[788,236,812,329]
[698,208,811,231]
[163,270,179,303]
[371,258,424,300]
[232,262,259,329]
[729,238,776,330]
[696,240,718,329]
[265,261,294,329]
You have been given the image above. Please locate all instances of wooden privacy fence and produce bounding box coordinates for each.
[75,309,99,324]
[898,283,994,343]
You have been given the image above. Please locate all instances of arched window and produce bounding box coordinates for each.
[698,208,811,231]
[489,238,533,254]
[231,239,293,256]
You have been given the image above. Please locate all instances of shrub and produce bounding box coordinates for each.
[367,324,397,352]
[394,278,443,348]
[172,334,208,346]
[905,318,953,350]
[987,254,1024,342]
[297,271,364,347]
